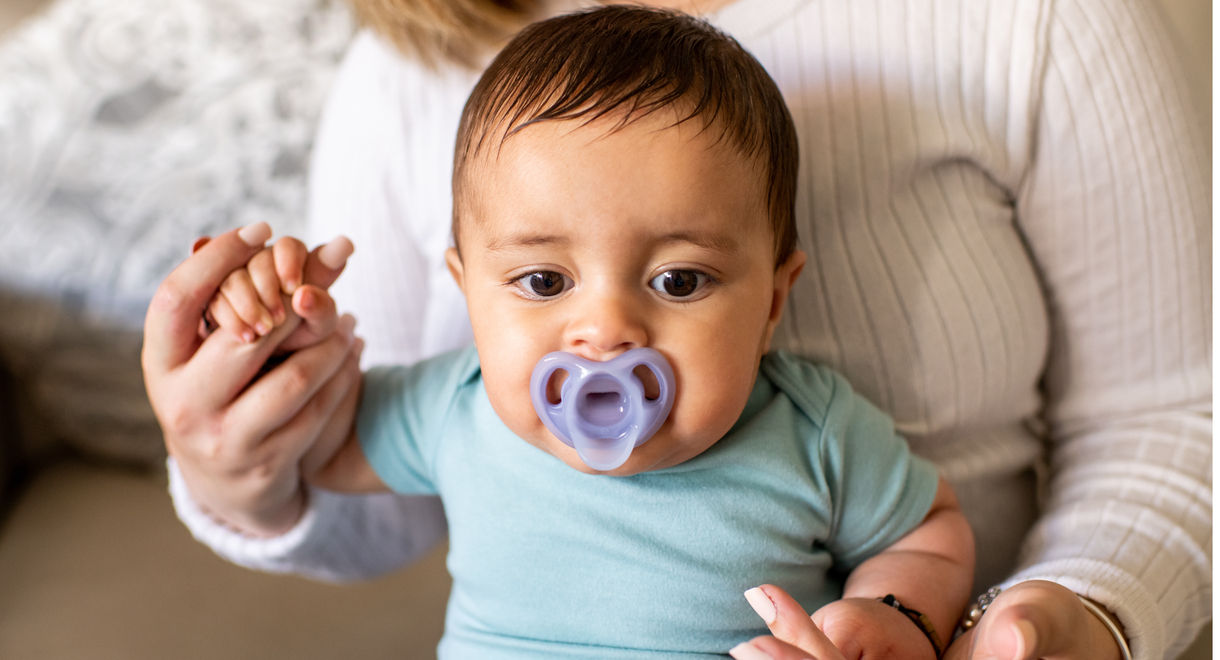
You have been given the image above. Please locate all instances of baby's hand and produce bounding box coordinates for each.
[199,234,353,345]
[812,597,937,660]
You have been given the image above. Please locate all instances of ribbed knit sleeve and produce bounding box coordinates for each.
[167,457,447,582]
[720,1,1209,656]
[1005,1,1211,658]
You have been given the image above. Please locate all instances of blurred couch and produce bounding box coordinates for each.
[0,0,1209,658]
[0,1,450,658]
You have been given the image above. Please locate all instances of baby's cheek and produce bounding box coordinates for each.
[670,371,753,444]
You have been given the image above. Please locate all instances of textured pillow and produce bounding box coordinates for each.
[0,0,354,466]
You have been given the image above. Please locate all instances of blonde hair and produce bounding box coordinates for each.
[347,0,548,68]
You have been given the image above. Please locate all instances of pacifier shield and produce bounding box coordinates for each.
[529,348,675,471]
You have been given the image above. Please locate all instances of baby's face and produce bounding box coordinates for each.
[448,112,804,475]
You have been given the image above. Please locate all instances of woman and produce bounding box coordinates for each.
[143,0,1210,657]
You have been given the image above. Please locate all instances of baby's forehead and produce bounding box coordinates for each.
[463,110,764,191]
[455,115,776,255]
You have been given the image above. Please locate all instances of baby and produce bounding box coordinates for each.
[204,6,972,659]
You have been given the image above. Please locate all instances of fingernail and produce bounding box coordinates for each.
[238,222,271,247]
[729,642,773,660]
[1012,619,1037,658]
[241,328,257,343]
[317,236,354,270]
[297,287,315,312]
[744,587,776,625]
[339,313,357,338]
[254,319,273,336]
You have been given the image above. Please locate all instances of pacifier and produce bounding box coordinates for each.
[529,348,675,471]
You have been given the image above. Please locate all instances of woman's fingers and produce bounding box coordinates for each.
[143,222,271,375]
[296,339,364,477]
[742,585,845,660]
[302,236,354,289]
[732,635,832,660]
[225,314,358,447]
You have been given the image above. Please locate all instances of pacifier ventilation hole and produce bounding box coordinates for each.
[545,369,568,405]
[633,364,661,401]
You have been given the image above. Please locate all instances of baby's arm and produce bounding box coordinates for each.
[305,427,391,494]
[813,477,974,659]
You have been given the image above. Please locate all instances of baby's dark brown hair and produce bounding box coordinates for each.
[452,5,798,266]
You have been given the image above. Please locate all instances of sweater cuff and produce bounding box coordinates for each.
[166,457,336,571]
[999,559,1162,660]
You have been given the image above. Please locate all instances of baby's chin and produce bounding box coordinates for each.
[529,429,710,477]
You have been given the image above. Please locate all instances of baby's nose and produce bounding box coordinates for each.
[563,292,648,357]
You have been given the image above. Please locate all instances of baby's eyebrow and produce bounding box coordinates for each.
[484,233,570,251]
[656,231,739,254]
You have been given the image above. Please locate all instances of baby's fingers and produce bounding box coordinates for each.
[278,284,340,353]
[272,237,309,294]
[248,249,287,324]
[219,268,277,337]
[741,585,845,660]
[208,293,257,344]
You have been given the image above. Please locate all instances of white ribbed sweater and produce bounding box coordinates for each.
[169,0,1211,657]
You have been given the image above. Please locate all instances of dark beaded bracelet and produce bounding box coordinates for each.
[877,594,944,658]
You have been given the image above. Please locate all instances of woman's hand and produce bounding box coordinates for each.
[731,586,936,660]
[732,580,1123,660]
[142,222,362,536]
[944,581,1123,660]
[731,584,847,660]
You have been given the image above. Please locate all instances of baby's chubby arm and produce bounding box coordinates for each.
[734,478,973,660]
[815,477,974,658]
[305,428,391,493]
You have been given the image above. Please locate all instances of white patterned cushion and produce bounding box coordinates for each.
[0,0,354,465]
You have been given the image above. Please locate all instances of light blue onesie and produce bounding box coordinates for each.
[358,347,939,659]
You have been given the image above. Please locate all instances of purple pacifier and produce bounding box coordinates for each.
[530,348,675,471]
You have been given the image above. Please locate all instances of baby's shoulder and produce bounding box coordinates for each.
[758,350,861,425]
[366,345,482,402]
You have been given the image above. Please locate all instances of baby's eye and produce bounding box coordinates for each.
[648,269,711,300]
[513,270,573,299]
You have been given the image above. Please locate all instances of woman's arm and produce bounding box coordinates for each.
[994,0,1211,657]
[168,31,471,580]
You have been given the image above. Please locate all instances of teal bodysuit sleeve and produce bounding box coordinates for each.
[357,346,481,494]
[761,351,940,569]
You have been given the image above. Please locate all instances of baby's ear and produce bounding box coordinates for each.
[762,250,807,350]
[445,247,466,291]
